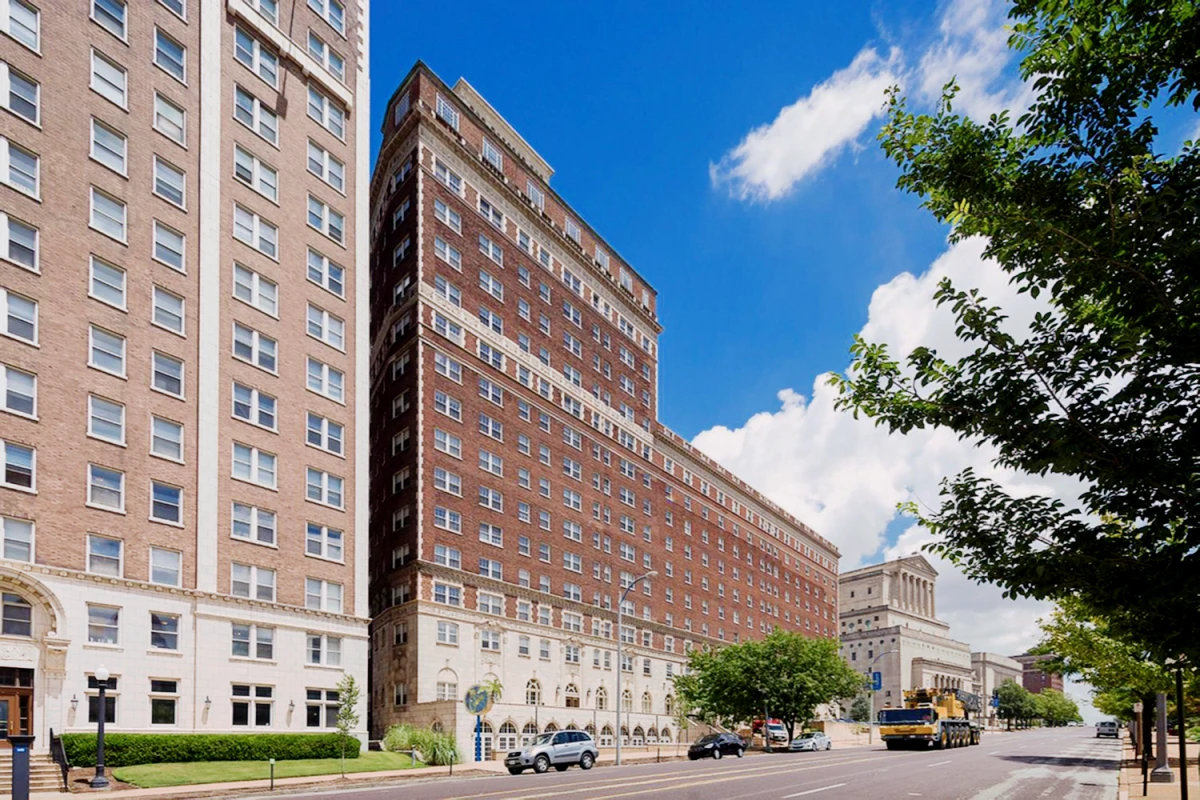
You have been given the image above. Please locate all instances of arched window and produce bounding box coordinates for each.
[565,722,578,730]
[498,722,518,751]
[620,724,629,745]
[431,719,443,733]
[521,721,539,746]
[664,695,675,716]
[621,689,632,713]
[1,594,32,637]
[641,691,652,714]
[595,686,608,710]
[525,679,541,706]
[585,723,596,739]
[565,683,580,708]
[647,727,658,744]
[632,726,645,746]
[600,725,614,747]
[544,722,558,733]
[479,720,494,761]
[660,726,672,742]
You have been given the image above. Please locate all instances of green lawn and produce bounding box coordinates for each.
[112,751,421,788]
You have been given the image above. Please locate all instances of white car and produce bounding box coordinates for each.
[789,732,833,752]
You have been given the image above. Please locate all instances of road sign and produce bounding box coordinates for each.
[872,672,882,692]
[1133,702,1144,714]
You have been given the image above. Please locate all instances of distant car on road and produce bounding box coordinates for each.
[1096,721,1119,739]
[789,732,832,752]
[505,730,599,774]
[688,733,746,760]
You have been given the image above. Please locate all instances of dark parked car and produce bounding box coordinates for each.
[688,733,746,760]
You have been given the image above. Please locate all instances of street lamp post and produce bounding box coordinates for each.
[90,665,111,789]
[865,649,898,746]
[616,569,657,767]
[1165,656,1190,800]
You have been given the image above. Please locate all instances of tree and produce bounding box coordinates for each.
[334,674,362,778]
[480,677,504,703]
[850,694,873,723]
[996,679,1032,731]
[829,0,1200,665]
[1035,689,1082,727]
[675,629,865,741]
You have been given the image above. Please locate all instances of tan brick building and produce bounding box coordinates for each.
[367,62,839,758]
[0,0,369,745]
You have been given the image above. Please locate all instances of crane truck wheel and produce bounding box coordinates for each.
[938,731,948,750]
[885,741,898,751]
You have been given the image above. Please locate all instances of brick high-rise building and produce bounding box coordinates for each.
[368,62,839,757]
[1013,654,1064,694]
[0,0,369,745]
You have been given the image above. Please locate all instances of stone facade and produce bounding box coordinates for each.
[838,556,974,717]
[971,652,1023,726]
[366,62,840,758]
[0,0,370,747]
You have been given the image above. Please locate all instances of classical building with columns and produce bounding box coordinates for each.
[838,555,974,717]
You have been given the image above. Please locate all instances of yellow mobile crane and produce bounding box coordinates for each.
[878,688,983,750]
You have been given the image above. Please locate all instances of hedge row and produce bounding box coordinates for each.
[61,733,359,768]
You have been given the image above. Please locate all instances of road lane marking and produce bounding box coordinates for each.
[575,755,894,800]
[781,784,847,798]
[926,760,951,767]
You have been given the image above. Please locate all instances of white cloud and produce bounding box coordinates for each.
[711,0,1026,200]
[708,48,900,202]
[691,237,1082,663]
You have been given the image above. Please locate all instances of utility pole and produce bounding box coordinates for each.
[1151,692,1175,783]
[865,649,898,746]
[616,570,657,767]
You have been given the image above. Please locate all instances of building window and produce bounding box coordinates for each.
[307,249,344,297]
[2,0,38,50]
[307,358,344,402]
[231,563,275,602]
[231,684,273,726]
[307,140,344,192]
[150,679,178,725]
[232,442,276,488]
[233,145,278,201]
[306,304,345,349]
[87,605,120,645]
[87,396,124,444]
[150,416,183,462]
[1,288,36,343]
[87,465,124,512]
[432,582,461,607]
[1,64,38,124]
[87,674,118,723]
[232,382,276,430]
[232,323,276,373]
[307,85,345,139]
[0,516,32,562]
[305,523,343,561]
[1,593,31,636]
[232,503,276,545]
[90,50,127,107]
[233,205,278,258]
[307,195,345,244]
[307,635,342,666]
[234,26,278,87]
[525,679,541,705]
[150,482,183,525]
[152,352,184,397]
[153,221,186,272]
[234,86,278,145]
[154,28,186,82]
[1,136,37,196]
[308,0,345,33]
[305,468,343,508]
[153,157,186,207]
[307,32,345,81]
[88,326,125,377]
[305,578,342,613]
[233,264,278,316]
[152,287,185,334]
[91,0,126,37]
[89,258,126,310]
[154,94,186,145]
[150,612,179,650]
[231,625,275,661]
[436,94,459,130]
[305,688,339,727]
[90,188,127,241]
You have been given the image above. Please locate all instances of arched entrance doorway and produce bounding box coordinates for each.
[0,569,68,748]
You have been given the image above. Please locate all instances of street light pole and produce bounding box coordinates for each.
[616,570,657,767]
[864,649,898,746]
[90,665,110,789]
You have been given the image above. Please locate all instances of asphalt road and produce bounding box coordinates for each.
[280,727,1118,800]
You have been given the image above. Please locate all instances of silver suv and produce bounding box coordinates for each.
[505,730,599,775]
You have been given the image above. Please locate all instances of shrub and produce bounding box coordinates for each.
[382,723,458,766]
[61,733,359,768]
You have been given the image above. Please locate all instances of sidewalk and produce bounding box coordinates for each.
[1118,735,1200,800]
[11,747,696,800]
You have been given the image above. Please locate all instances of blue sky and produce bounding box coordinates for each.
[369,0,949,438]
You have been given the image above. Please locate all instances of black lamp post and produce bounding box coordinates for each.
[90,665,110,789]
